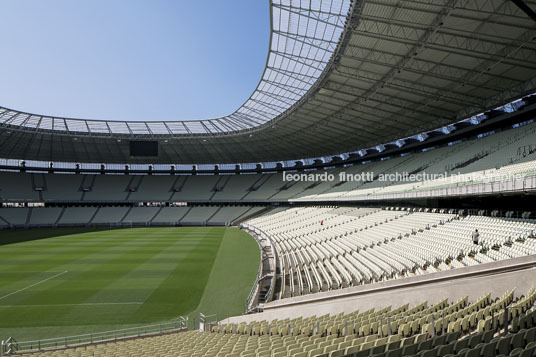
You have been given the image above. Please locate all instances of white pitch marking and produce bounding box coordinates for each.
[0,271,66,274]
[0,270,69,301]
[0,302,143,308]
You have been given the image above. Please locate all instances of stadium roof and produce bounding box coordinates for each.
[1,0,536,165]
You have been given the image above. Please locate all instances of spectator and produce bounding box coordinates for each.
[472,229,480,245]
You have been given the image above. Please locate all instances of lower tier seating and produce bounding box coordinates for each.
[0,205,260,228]
[243,207,536,300]
[20,287,536,357]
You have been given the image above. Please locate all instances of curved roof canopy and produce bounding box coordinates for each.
[1,0,536,164]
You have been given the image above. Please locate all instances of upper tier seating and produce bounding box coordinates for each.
[212,174,261,201]
[128,175,177,201]
[83,175,130,201]
[90,207,130,224]
[122,207,160,223]
[57,207,97,225]
[296,122,536,201]
[180,206,220,223]
[172,175,220,201]
[151,207,190,224]
[208,206,255,224]
[0,206,266,228]
[0,172,39,201]
[242,174,288,200]
[2,121,536,203]
[42,174,84,201]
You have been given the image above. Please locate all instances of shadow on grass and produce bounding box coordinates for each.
[0,227,125,247]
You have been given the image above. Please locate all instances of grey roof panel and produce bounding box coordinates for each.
[1,0,536,164]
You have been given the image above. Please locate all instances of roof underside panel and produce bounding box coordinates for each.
[1,0,536,164]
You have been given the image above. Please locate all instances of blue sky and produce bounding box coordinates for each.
[0,1,270,121]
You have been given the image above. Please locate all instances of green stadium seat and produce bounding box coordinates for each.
[497,336,513,356]
[402,343,418,356]
[385,348,402,357]
[468,333,483,348]
[519,347,536,357]
[417,339,432,351]
[438,343,455,356]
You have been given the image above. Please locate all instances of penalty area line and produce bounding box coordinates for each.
[0,270,69,301]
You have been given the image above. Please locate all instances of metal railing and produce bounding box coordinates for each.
[242,226,277,313]
[199,313,218,332]
[243,226,266,313]
[1,317,188,355]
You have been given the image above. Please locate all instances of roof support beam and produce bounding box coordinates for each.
[338,48,520,91]
[510,0,536,22]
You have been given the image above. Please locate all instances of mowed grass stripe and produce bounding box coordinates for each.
[0,227,118,247]
[125,227,225,323]
[0,229,162,305]
[0,227,258,342]
[0,232,164,328]
[60,228,222,326]
[0,228,206,327]
[189,227,260,320]
[84,233,204,303]
[0,229,150,275]
[0,228,216,329]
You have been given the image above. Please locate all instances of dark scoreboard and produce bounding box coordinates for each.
[129,141,159,157]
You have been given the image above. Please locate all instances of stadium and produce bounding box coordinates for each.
[1,0,536,356]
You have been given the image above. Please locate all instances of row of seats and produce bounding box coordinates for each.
[3,120,536,204]
[296,120,536,202]
[244,207,536,300]
[21,288,536,356]
[0,206,264,228]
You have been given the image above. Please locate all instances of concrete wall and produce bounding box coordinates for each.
[224,255,536,324]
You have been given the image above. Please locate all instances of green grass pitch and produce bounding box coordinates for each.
[0,226,260,342]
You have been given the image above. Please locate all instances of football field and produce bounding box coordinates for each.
[0,226,260,342]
